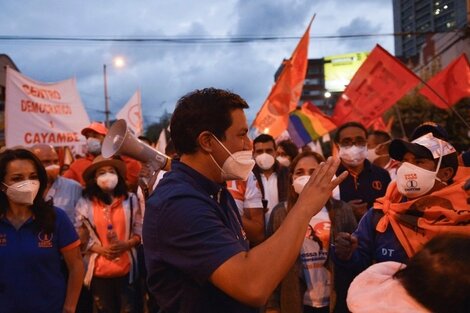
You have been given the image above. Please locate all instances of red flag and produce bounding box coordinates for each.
[370,116,394,133]
[332,45,420,127]
[251,17,313,138]
[419,54,470,109]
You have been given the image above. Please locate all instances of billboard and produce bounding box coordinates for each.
[324,52,369,92]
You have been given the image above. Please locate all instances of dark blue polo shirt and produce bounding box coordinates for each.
[336,159,391,209]
[0,207,80,313]
[143,160,256,313]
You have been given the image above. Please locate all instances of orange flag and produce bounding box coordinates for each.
[251,16,313,138]
[419,54,470,109]
[332,45,420,127]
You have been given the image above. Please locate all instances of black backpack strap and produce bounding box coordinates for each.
[253,167,268,211]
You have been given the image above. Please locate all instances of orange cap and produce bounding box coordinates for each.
[81,122,108,137]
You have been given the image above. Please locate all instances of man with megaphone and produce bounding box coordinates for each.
[142,87,348,313]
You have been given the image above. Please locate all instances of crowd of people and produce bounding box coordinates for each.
[0,87,469,313]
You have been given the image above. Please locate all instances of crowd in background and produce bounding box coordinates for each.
[0,88,469,313]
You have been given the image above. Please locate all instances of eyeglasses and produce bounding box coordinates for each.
[339,138,367,148]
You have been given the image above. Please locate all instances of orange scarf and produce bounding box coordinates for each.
[373,166,470,257]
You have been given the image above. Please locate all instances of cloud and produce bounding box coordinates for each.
[0,0,395,127]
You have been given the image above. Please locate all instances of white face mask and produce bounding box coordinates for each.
[87,137,102,155]
[210,135,255,181]
[276,156,291,167]
[396,160,443,199]
[3,180,40,205]
[292,175,310,194]
[396,139,445,199]
[96,173,118,191]
[255,153,275,170]
[339,145,367,167]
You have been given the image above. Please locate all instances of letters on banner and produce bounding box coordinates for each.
[5,67,91,154]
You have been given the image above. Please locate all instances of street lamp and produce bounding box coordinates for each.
[103,56,126,127]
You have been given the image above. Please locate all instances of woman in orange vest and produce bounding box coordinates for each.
[75,155,142,313]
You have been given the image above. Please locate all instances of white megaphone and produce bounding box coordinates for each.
[102,119,171,171]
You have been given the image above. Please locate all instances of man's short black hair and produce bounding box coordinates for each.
[334,121,368,143]
[277,139,299,160]
[170,88,249,155]
[253,134,276,149]
[369,130,391,143]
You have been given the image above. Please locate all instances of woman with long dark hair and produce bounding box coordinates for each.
[265,151,357,313]
[0,148,84,313]
[75,155,142,313]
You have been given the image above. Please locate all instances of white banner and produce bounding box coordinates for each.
[116,90,143,136]
[5,67,91,154]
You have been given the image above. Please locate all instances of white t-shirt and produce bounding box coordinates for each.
[301,207,331,308]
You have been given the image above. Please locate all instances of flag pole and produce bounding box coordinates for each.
[393,105,407,140]
[420,78,470,129]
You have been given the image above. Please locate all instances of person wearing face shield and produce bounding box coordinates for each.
[31,144,82,223]
[264,151,356,313]
[0,149,84,313]
[334,122,391,222]
[227,134,290,246]
[366,130,399,180]
[142,88,348,313]
[333,132,470,311]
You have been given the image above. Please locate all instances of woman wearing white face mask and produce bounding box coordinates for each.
[334,133,470,311]
[265,151,357,313]
[0,149,84,313]
[75,155,142,313]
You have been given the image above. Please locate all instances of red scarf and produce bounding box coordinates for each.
[373,167,470,257]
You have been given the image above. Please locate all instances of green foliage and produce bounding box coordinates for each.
[386,91,470,152]
[144,111,172,143]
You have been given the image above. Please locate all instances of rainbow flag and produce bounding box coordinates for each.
[288,102,337,147]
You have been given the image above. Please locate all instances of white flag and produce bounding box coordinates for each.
[5,67,91,154]
[116,90,143,136]
[156,129,167,154]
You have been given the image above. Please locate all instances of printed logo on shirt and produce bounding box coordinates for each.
[38,232,53,248]
[372,180,383,191]
[0,233,6,246]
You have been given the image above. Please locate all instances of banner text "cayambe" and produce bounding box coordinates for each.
[24,132,80,144]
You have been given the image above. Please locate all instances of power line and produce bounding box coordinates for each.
[0,30,462,44]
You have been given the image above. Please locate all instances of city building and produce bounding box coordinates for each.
[393,0,468,58]
[0,54,20,146]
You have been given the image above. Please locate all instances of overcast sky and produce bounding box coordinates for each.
[0,0,394,127]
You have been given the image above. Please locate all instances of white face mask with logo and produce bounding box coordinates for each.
[276,156,291,167]
[339,145,368,167]
[96,172,118,191]
[3,180,40,205]
[210,134,255,181]
[396,149,443,199]
[292,175,310,194]
[255,153,275,170]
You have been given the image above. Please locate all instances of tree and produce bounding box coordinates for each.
[385,91,470,152]
[144,111,172,144]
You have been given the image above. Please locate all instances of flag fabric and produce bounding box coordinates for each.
[116,90,143,136]
[5,67,90,153]
[370,116,394,133]
[332,45,420,127]
[251,17,313,138]
[155,128,167,154]
[288,101,337,147]
[419,54,470,109]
